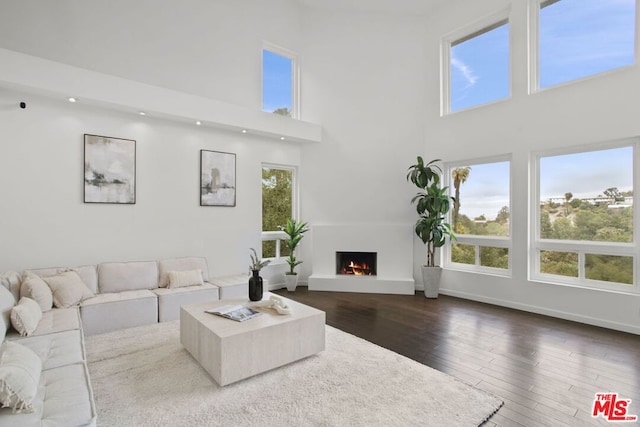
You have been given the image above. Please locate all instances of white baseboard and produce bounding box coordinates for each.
[439,288,640,336]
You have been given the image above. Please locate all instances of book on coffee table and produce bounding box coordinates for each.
[205,305,262,322]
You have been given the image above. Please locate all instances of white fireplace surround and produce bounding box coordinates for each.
[308,224,415,295]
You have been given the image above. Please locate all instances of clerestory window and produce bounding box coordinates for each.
[262,43,299,119]
[533,0,636,90]
[442,11,510,114]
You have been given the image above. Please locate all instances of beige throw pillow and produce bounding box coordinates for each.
[167,269,204,289]
[0,341,42,413]
[42,271,94,308]
[10,297,42,337]
[20,272,53,312]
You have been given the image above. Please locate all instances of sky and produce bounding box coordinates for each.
[451,23,509,112]
[450,161,510,221]
[263,50,293,113]
[449,0,635,219]
[539,0,636,88]
[539,146,633,200]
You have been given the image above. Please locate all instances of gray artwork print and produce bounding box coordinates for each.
[200,150,236,206]
[84,134,136,204]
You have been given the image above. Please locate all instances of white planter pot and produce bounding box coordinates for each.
[421,266,442,298]
[284,274,299,292]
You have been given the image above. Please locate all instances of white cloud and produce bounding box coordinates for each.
[451,56,478,88]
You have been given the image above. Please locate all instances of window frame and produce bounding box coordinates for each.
[441,8,512,115]
[443,154,513,277]
[530,139,639,294]
[262,42,300,119]
[528,0,639,94]
[261,163,299,262]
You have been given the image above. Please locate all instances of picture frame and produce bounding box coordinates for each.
[84,134,136,204]
[200,150,236,207]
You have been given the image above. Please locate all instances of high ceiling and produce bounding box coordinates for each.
[295,0,450,15]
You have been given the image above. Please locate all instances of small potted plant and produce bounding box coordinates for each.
[248,248,270,301]
[280,218,309,292]
[407,156,455,298]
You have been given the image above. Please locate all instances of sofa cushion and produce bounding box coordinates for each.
[158,257,209,288]
[80,290,158,335]
[154,283,219,322]
[27,265,98,294]
[10,298,42,337]
[98,261,158,293]
[42,271,94,309]
[0,285,16,343]
[5,308,82,340]
[167,269,204,289]
[0,362,96,426]
[210,274,254,300]
[0,341,42,413]
[0,271,21,304]
[13,330,85,371]
[20,272,53,312]
[81,289,157,307]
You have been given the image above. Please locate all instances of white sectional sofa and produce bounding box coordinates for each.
[0,256,254,426]
[0,273,96,426]
[26,256,239,335]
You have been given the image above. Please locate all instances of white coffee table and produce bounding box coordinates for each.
[180,293,326,386]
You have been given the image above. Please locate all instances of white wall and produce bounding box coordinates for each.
[0,0,304,282]
[0,0,302,110]
[298,7,427,279]
[0,87,300,276]
[422,0,640,333]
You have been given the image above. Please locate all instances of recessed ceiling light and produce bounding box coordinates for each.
[68,97,76,103]
[139,111,146,116]
[196,121,201,126]
[241,129,247,134]
[280,136,285,140]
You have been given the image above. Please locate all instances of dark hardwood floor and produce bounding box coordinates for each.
[274,288,640,426]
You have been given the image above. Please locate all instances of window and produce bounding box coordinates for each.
[443,12,510,114]
[533,142,637,292]
[445,158,511,273]
[535,0,636,90]
[262,43,299,118]
[262,165,296,259]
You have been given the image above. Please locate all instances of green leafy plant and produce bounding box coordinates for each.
[407,156,456,267]
[249,248,271,271]
[280,218,309,275]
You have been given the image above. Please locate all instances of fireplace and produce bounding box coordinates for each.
[336,251,377,276]
[309,225,414,294]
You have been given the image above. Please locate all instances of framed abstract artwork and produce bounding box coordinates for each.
[200,150,236,207]
[84,134,136,204]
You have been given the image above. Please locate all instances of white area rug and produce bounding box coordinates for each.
[85,321,502,426]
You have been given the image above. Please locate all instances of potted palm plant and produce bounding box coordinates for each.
[280,218,309,292]
[407,156,455,298]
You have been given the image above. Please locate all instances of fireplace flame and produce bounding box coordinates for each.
[343,261,372,276]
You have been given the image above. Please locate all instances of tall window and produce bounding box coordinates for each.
[533,143,636,291]
[443,13,510,114]
[262,165,296,258]
[445,158,511,273]
[262,43,299,118]
[535,0,636,89]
